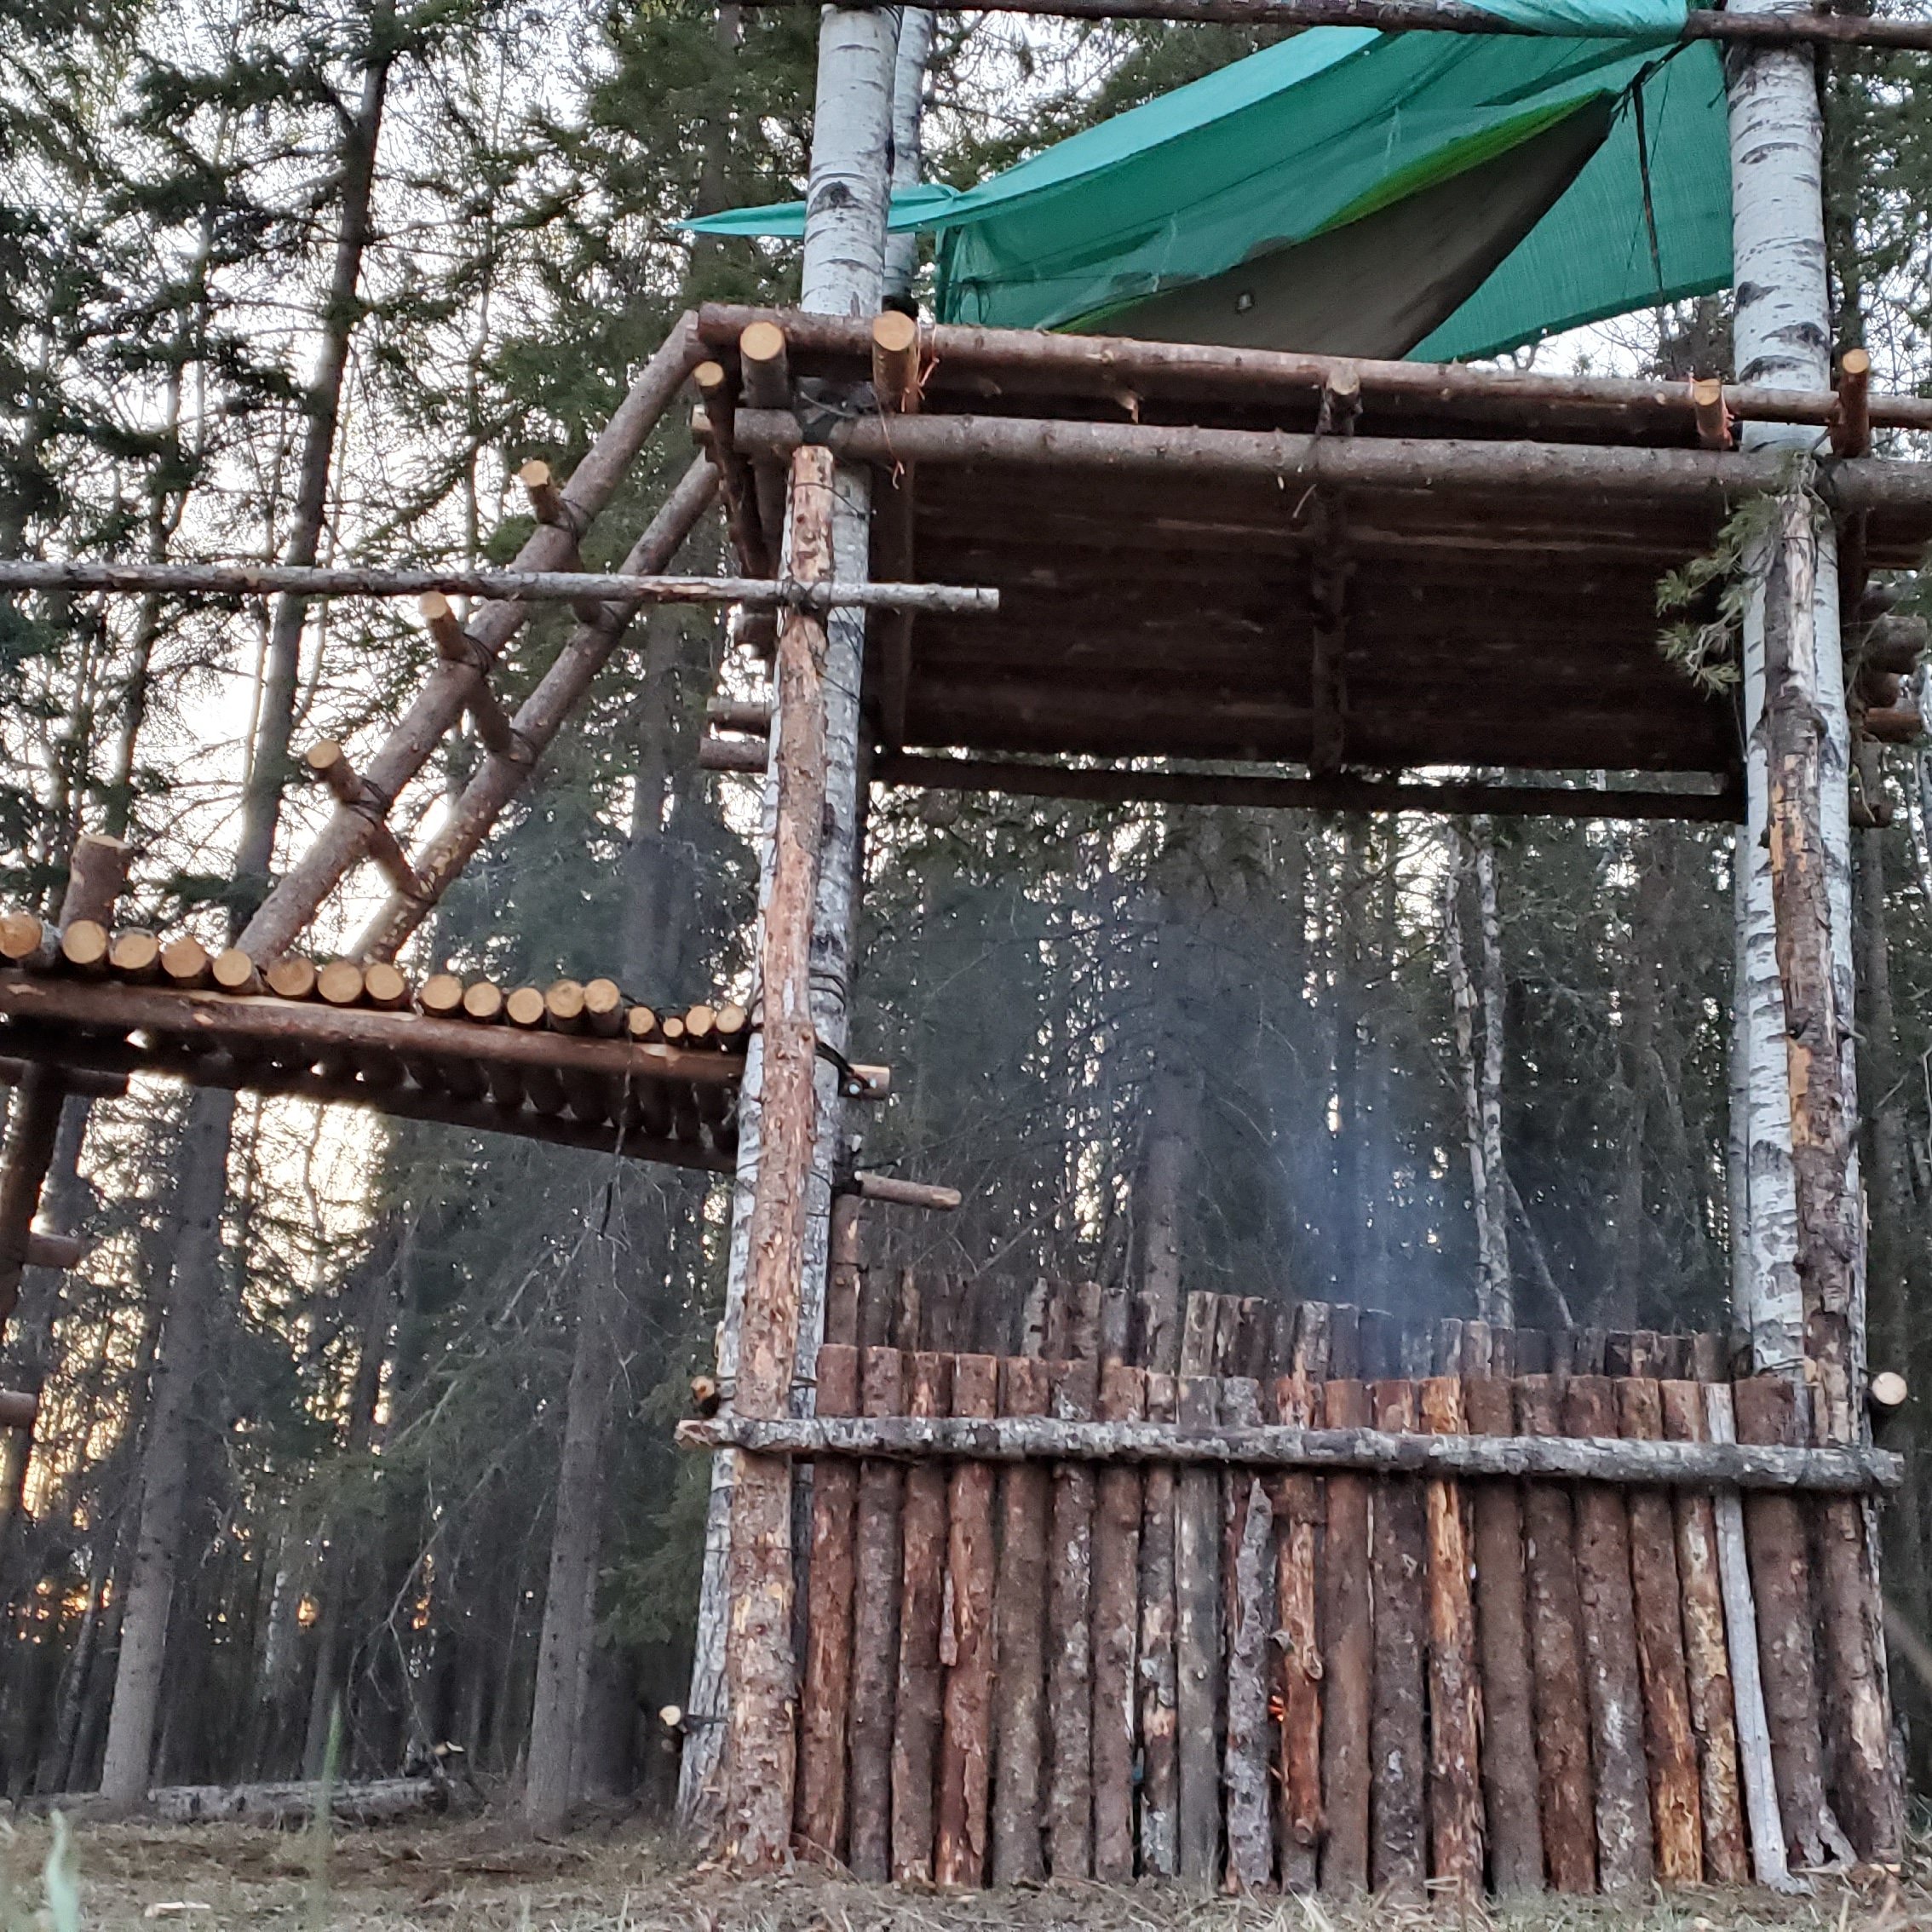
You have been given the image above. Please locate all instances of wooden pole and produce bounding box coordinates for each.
[795,1343,860,1863]
[729,406,1932,513]
[1657,1379,1750,1883]
[1317,1377,1373,1893]
[1463,1376,1544,1892]
[1136,1370,1181,1878]
[1270,1365,1323,1895]
[847,1346,906,1878]
[1046,1356,1098,1877]
[1515,1376,1597,1893]
[700,302,1932,436]
[935,1353,999,1887]
[1221,1377,1274,1891]
[1418,1377,1484,1899]
[1562,1377,1653,1895]
[877,756,1741,827]
[718,445,836,1871]
[991,1354,1051,1883]
[727,0,1932,53]
[676,1412,1902,1491]
[890,1351,952,1882]
[1616,1377,1702,1881]
[1368,1379,1426,1896]
[1089,1361,1145,1883]
[1175,1366,1222,1883]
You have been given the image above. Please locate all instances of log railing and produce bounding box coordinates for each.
[677,1412,1901,1492]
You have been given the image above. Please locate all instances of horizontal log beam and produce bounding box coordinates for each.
[24,1229,88,1271]
[850,1170,963,1211]
[0,1032,735,1175]
[732,410,1932,515]
[874,755,1743,824]
[676,1414,1903,1493]
[700,736,770,773]
[0,1056,125,1099]
[699,305,1932,436]
[733,0,1932,48]
[0,560,998,617]
[0,973,740,1089]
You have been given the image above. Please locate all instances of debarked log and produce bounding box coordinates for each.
[729,409,1932,515]
[675,1415,1900,1491]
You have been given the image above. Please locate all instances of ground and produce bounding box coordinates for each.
[1,1818,1929,1932]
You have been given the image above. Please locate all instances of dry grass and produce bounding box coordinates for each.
[2,1816,1930,1932]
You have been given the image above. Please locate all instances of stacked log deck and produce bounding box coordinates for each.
[0,913,766,1172]
[693,305,1932,801]
[683,1275,1897,1893]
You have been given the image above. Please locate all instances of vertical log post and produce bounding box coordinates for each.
[1175,1370,1222,1883]
[1732,1374,1852,1867]
[1463,1376,1544,1892]
[991,1354,1051,1884]
[1703,1379,1797,1889]
[1515,1375,1597,1893]
[1616,1377,1703,1882]
[1368,1378,1426,1897]
[848,1345,906,1879]
[1318,1377,1374,1894]
[1271,1359,1325,1895]
[683,0,894,1834]
[796,1342,860,1863]
[1561,1376,1654,1895]
[720,445,836,1872]
[1658,1379,1751,1883]
[1090,1361,1145,1882]
[935,1354,998,1887]
[1136,1371,1181,1878]
[1221,1376,1274,1891]
[1418,1377,1484,1899]
[891,1351,954,1883]
[1046,1356,1098,1877]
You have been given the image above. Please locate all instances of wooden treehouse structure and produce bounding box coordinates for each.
[1,0,1929,1897]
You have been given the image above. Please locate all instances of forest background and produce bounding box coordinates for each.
[4,0,1932,1832]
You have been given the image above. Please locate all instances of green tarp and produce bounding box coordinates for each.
[687,0,1732,362]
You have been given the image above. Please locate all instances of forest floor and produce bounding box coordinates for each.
[1,1815,1929,1932]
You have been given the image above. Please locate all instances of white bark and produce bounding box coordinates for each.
[1473,819,1512,1325]
[1443,831,1509,1324]
[1727,0,1860,1372]
[884,8,934,301]
[679,0,898,1839]
[802,7,901,318]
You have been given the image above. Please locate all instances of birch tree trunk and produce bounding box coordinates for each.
[676,7,898,1842]
[1472,818,1511,1324]
[1727,0,1851,1377]
[1443,831,1508,1321]
[884,7,933,302]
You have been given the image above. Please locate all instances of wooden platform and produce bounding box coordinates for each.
[0,917,763,1171]
[697,305,1932,808]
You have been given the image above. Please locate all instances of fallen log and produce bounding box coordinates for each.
[44,1776,445,1827]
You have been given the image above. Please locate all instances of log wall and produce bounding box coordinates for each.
[787,1292,1889,1893]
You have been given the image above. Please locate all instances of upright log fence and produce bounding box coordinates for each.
[685,1277,1896,1895]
